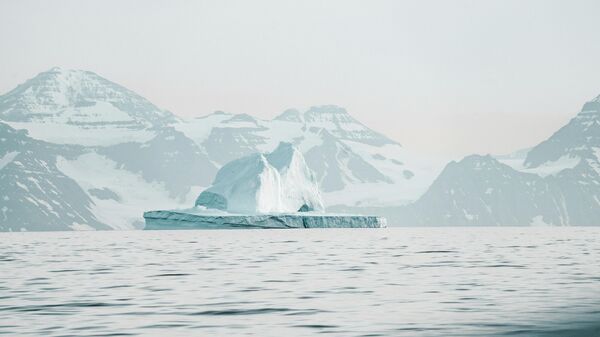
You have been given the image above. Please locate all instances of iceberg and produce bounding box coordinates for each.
[143,142,386,229]
[144,208,386,229]
[195,142,324,213]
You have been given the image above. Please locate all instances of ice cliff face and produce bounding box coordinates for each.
[144,210,386,229]
[195,142,324,213]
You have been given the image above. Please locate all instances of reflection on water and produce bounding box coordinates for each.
[0,228,599,337]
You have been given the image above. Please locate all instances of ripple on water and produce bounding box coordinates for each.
[0,228,599,337]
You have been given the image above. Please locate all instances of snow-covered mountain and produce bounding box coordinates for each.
[0,68,437,231]
[524,95,600,168]
[363,95,600,226]
[394,155,597,226]
[171,105,439,206]
[6,67,595,229]
[0,122,108,231]
[0,67,176,146]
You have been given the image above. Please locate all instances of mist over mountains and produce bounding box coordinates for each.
[1,68,599,230]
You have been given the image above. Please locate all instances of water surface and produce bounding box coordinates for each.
[1,228,599,336]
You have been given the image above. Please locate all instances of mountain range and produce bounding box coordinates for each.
[334,95,600,226]
[1,67,599,230]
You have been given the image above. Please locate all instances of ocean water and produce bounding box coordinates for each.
[1,228,599,337]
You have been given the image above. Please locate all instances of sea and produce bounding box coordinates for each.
[1,227,599,337]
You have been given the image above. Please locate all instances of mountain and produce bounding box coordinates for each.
[99,127,218,199]
[172,106,440,207]
[357,95,600,226]
[5,67,598,229]
[0,67,176,146]
[0,68,435,231]
[0,67,175,125]
[524,95,600,168]
[0,68,219,230]
[0,122,109,231]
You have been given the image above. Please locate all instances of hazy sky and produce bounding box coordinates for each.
[1,0,600,158]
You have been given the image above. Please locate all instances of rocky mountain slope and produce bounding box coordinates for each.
[0,122,108,231]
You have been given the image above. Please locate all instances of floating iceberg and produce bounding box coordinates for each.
[195,142,324,213]
[144,143,386,229]
[144,207,386,229]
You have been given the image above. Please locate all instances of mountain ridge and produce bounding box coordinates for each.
[3,67,598,230]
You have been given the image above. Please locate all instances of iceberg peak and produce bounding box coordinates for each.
[195,142,324,214]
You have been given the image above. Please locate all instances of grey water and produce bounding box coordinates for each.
[1,228,599,337]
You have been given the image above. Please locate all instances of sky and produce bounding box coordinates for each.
[1,0,600,159]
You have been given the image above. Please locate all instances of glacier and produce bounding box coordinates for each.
[144,143,386,229]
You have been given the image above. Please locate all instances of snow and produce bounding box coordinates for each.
[196,142,324,213]
[69,223,96,231]
[592,147,600,175]
[171,106,441,207]
[255,119,305,152]
[60,101,134,123]
[56,152,193,230]
[339,140,446,204]
[171,113,232,147]
[1,68,170,121]
[0,67,173,147]
[530,215,551,227]
[0,151,19,170]
[6,121,156,146]
[15,181,28,191]
[322,181,404,207]
[501,154,581,177]
[463,209,476,221]
[293,128,324,153]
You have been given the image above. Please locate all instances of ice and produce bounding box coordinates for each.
[530,215,551,227]
[5,121,156,146]
[0,151,19,170]
[195,142,324,213]
[145,143,386,229]
[144,209,386,229]
[56,152,190,230]
[500,153,581,178]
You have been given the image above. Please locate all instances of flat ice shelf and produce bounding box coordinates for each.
[143,210,387,229]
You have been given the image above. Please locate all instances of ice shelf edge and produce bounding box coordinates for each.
[143,210,387,229]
